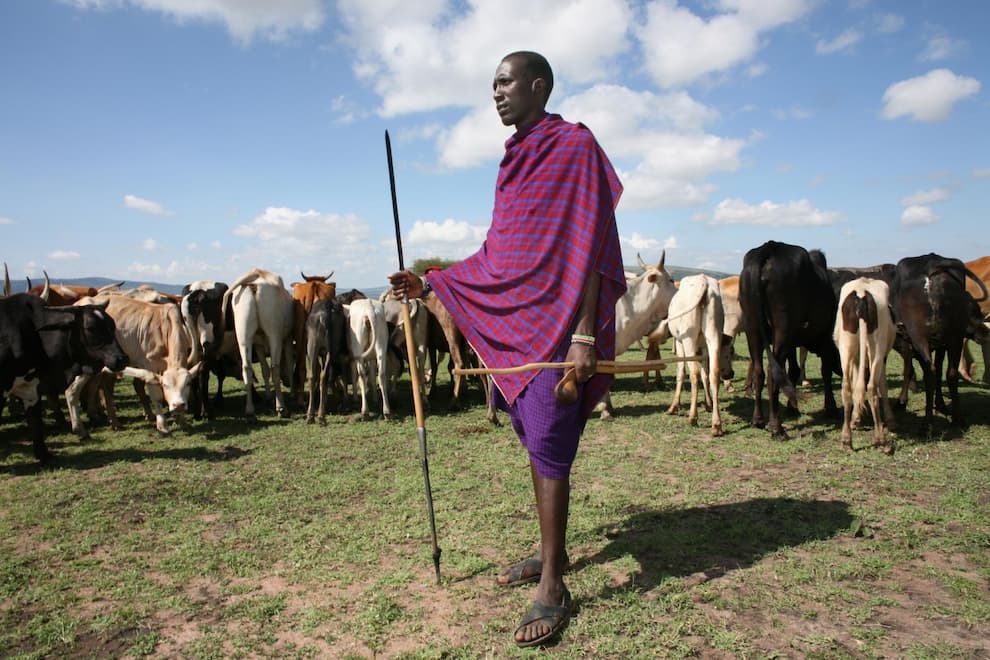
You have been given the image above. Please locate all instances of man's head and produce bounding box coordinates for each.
[493,51,553,129]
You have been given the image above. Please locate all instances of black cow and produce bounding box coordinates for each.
[739,241,840,438]
[305,298,349,424]
[181,281,230,419]
[1,294,128,461]
[888,254,989,430]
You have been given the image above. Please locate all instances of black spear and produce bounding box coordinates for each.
[385,130,442,585]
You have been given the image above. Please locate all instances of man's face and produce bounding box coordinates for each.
[492,57,543,128]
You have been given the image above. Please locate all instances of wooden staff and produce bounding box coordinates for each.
[454,356,703,405]
[386,130,441,585]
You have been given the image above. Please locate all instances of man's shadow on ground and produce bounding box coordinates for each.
[574,497,853,598]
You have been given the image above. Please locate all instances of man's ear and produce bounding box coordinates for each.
[531,77,546,99]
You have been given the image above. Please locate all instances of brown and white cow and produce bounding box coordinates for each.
[834,278,897,453]
[290,273,336,405]
[224,268,295,420]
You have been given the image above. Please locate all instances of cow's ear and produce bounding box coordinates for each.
[123,366,159,384]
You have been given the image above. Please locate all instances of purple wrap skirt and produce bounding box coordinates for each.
[492,344,588,480]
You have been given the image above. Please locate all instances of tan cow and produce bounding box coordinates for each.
[76,295,201,435]
[834,278,897,453]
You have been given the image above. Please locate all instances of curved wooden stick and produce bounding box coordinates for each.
[453,356,704,405]
[452,356,701,377]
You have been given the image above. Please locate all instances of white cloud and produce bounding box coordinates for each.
[974,168,990,179]
[621,232,662,251]
[124,194,173,216]
[406,219,488,259]
[703,198,845,226]
[901,188,949,207]
[49,250,81,260]
[339,0,632,117]
[921,35,966,62]
[209,240,223,249]
[876,13,904,34]
[0,217,13,225]
[901,205,939,226]
[636,0,812,88]
[880,69,981,122]
[232,207,385,283]
[816,28,863,55]
[663,235,679,249]
[143,238,160,251]
[186,242,198,250]
[62,0,324,43]
[772,105,814,120]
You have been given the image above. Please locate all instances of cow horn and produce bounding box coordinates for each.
[41,270,51,302]
[3,262,10,297]
[25,275,32,292]
[658,250,666,270]
[637,253,647,271]
[326,271,334,281]
[300,271,309,281]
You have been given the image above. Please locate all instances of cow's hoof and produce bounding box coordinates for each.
[383,413,392,421]
[688,417,698,427]
[319,417,327,427]
[711,426,723,438]
[770,427,789,441]
[306,416,315,424]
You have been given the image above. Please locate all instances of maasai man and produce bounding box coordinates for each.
[389,50,625,648]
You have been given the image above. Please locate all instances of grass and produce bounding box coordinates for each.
[1,339,989,658]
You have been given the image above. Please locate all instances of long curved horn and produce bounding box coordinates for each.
[637,253,647,271]
[41,270,51,302]
[326,271,334,281]
[300,271,309,281]
[25,275,32,292]
[3,262,10,297]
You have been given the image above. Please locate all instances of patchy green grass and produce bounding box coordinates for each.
[1,340,989,658]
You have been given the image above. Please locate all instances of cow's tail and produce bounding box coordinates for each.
[964,267,989,303]
[853,299,870,420]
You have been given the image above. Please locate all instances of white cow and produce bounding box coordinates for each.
[344,298,391,420]
[653,274,725,436]
[223,268,294,420]
[833,277,897,453]
[380,292,429,406]
[596,251,678,420]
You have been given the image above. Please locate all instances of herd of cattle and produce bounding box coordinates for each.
[2,242,989,463]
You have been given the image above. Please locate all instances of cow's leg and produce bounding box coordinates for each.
[958,341,976,383]
[868,351,892,453]
[133,380,154,422]
[980,333,990,386]
[747,348,766,430]
[306,354,320,424]
[98,373,121,431]
[12,376,50,462]
[268,336,288,418]
[595,390,614,421]
[821,345,840,417]
[933,348,950,416]
[65,375,91,439]
[766,343,789,439]
[945,339,965,426]
[376,344,391,420]
[146,382,170,435]
[686,343,701,428]
[665,341,685,416]
[707,341,722,437]
[356,358,371,420]
[840,352,854,450]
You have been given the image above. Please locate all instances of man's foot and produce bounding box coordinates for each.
[496,552,569,588]
[514,588,573,648]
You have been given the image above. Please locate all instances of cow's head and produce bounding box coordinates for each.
[124,362,203,414]
[181,282,228,359]
[44,302,129,373]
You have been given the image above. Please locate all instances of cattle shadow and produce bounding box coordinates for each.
[0,441,252,476]
[573,497,853,598]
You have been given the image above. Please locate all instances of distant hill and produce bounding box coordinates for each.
[6,265,731,299]
[625,264,733,281]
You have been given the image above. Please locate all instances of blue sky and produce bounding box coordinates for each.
[2,0,987,290]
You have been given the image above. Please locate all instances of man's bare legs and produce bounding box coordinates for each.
[514,461,570,644]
